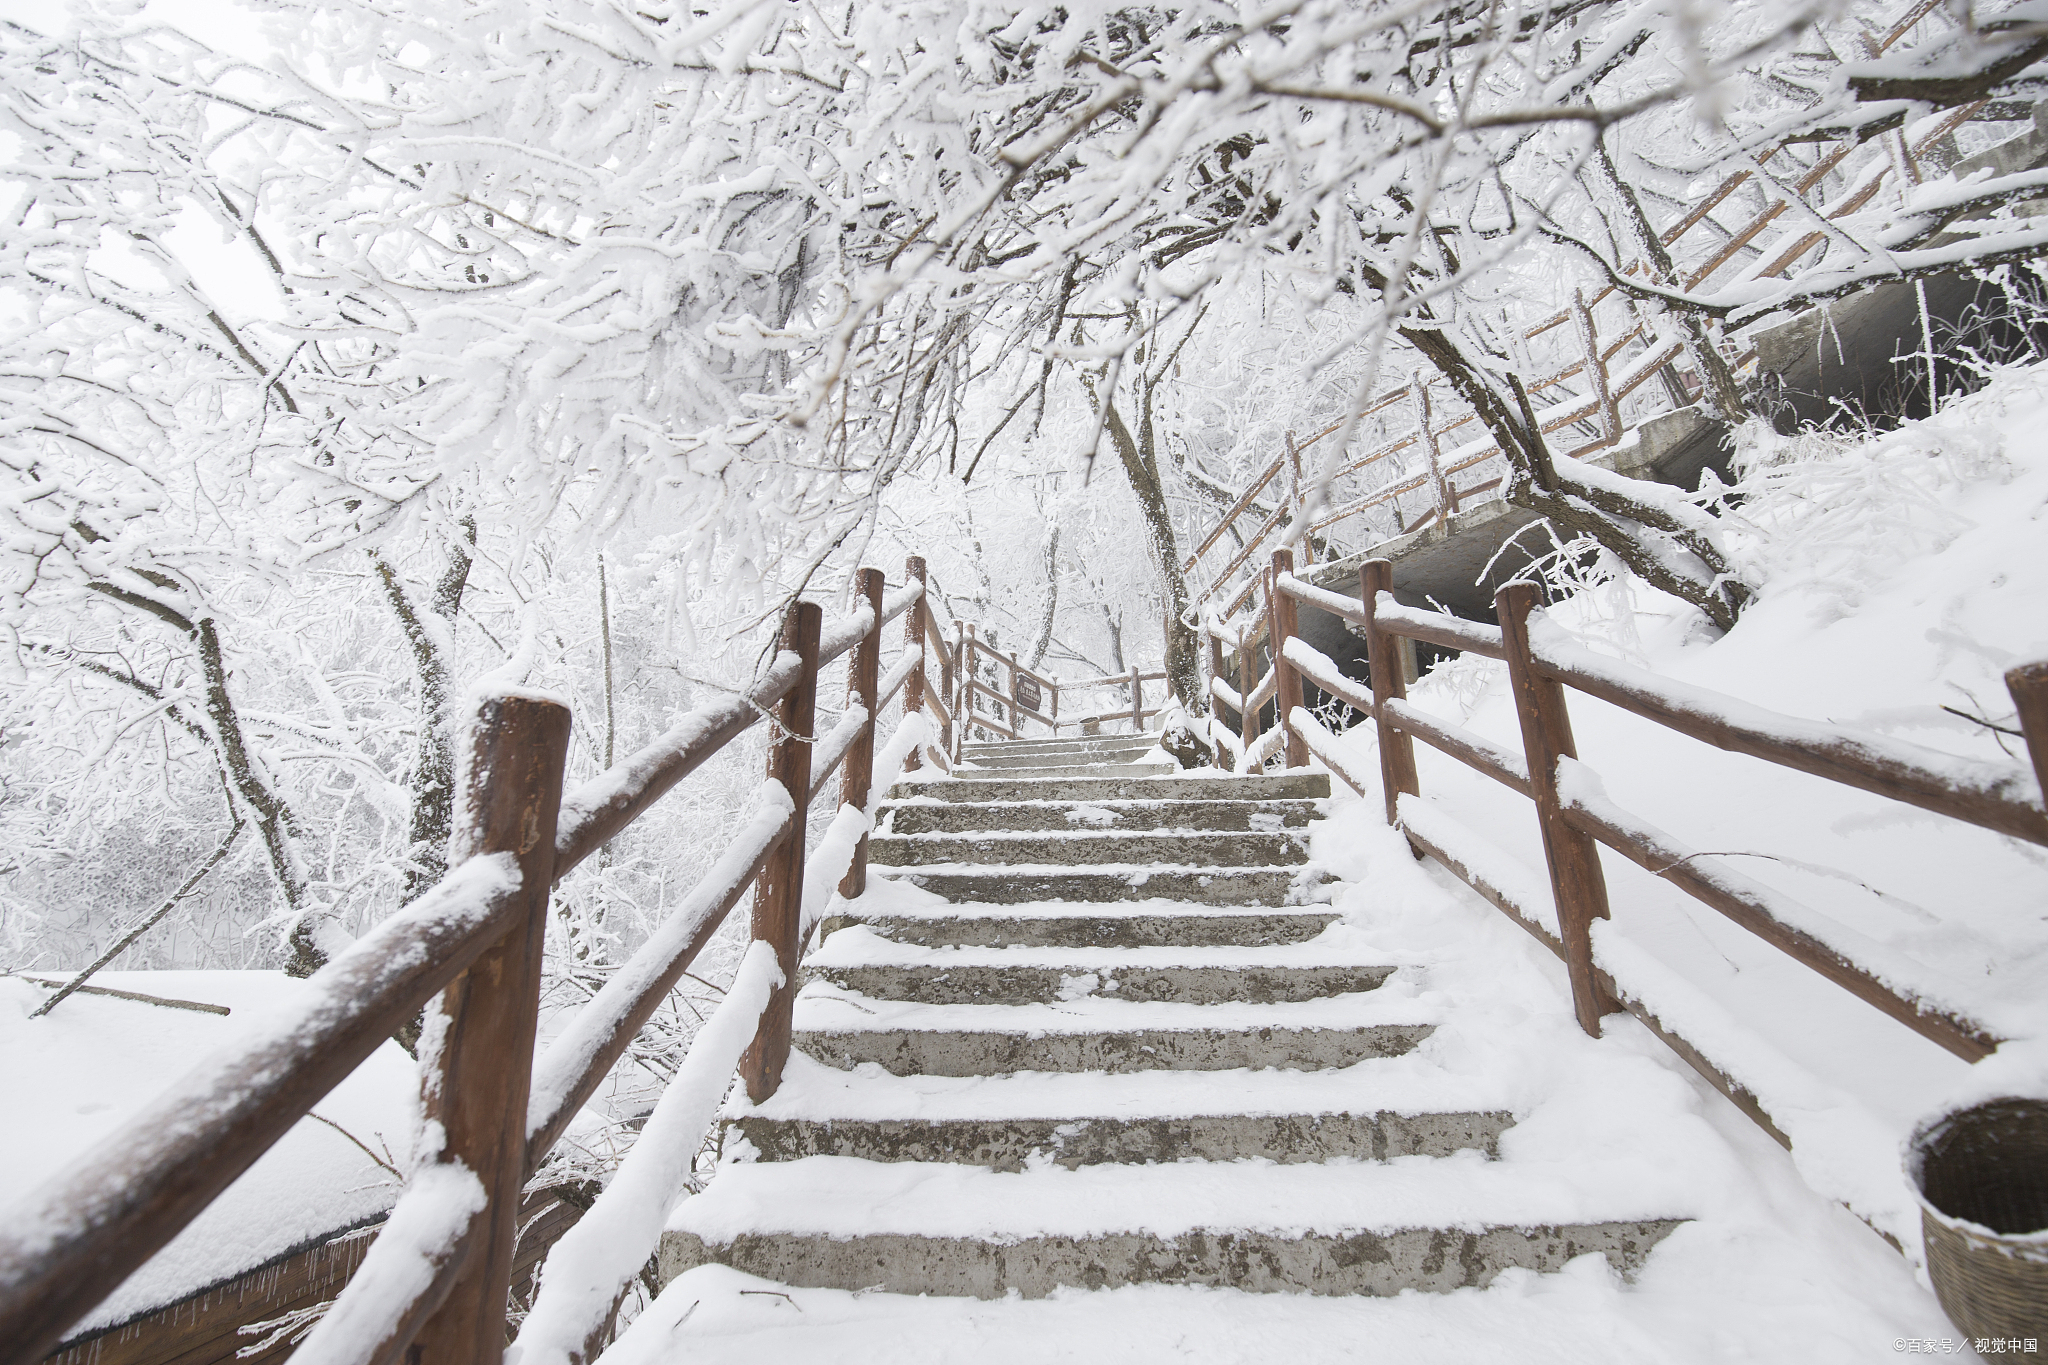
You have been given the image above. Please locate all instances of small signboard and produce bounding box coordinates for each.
[1012,673,1043,715]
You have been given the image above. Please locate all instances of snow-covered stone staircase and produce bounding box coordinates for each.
[657,733,1681,1300]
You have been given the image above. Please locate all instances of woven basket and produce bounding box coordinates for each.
[1909,1098,2048,1340]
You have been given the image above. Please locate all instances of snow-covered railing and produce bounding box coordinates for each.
[952,619,1167,751]
[1217,551,2048,1201]
[0,556,954,1365]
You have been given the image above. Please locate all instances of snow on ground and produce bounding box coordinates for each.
[1326,364,2048,1250]
[0,971,414,1336]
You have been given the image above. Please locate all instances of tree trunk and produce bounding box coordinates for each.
[374,522,476,905]
[1029,523,1060,670]
[1398,323,1750,632]
[1103,401,1201,711]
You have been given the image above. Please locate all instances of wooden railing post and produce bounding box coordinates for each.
[741,600,820,1102]
[1237,621,1257,772]
[1129,664,1142,733]
[1361,559,1419,827]
[2007,661,2048,801]
[950,620,965,757]
[1497,582,1620,1037]
[902,557,928,770]
[839,569,884,899]
[411,694,572,1365]
[1270,550,1307,769]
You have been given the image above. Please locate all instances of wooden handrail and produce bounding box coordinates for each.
[1252,552,2041,1202]
[0,554,948,1365]
[1526,623,2048,848]
[0,854,529,1361]
[1556,762,1997,1061]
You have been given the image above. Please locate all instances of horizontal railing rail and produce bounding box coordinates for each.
[1205,548,2044,1231]
[0,556,952,1365]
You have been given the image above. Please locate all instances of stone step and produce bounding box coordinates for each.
[875,865,1317,906]
[793,1022,1432,1076]
[961,733,1154,756]
[729,1107,1512,1169]
[661,1221,1679,1298]
[960,743,1157,768]
[880,797,1320,835]
[889,773,1330,803]
[658,1158,1685,1298]
[828,909,1340,948]
[803,961,1393,1005]
[868,829,1309,869]
[951,761,1176,782]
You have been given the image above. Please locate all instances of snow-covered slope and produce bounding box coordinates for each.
[0,971,414,1336]
[1331,364,2048,1250]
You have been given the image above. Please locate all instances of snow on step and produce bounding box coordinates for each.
[825,905,1342,947]
[728,1109,1508,1168]
[658,737,1688,1307]
[950,761,1177,781]
[889,772,1332,803]
[883,865,1319,906]
[868,828,1310,867]
[879,795,1320,834]
[799,921,1400,1003]
[657,1154,1685,1298]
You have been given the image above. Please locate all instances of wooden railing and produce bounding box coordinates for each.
[1208,548,2046,1173]
[952,622,1167,749]
[0,557,957,1365]
[1185,0,1988,623]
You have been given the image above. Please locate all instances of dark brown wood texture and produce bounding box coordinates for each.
[840,568,885,899]
[1397,812,1792,1149]
[1531,639,2048,849]
[0,861,527,1365]
[1381,698,1532,799]
[411,695,573,1365]
[741,601,821,1103]
[1496,583,1618,1036]
[902,557,928,770]
[1269,552,1307,768]
[552,660,799,877]
[1361,561,1420,827]
[1557,775,1997,1061]
[2007,661,2048,806]
[523,815,784,1165]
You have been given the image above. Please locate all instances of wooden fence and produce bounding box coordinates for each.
[0,557,957,1365]
[1185,0,1988,624]
[1208,548,2045,1175]
[952,623,1167,746]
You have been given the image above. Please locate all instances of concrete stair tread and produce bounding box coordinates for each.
[801,963,1398,1006]
[890,774,1331,803]
[867,830,1311,869]
[792,1023,1434,1077]
[877,865,1325,908]
[831,907,1342,948]
[728,1110,1514,1168]
[961,749,1159,769]
[792,987,1435,1032]
[741,1051,1510,1122]
[809,926,1400,969]
[954,757,1179,777]
[878,797,1321,834]
[664,1152,1692,1243]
